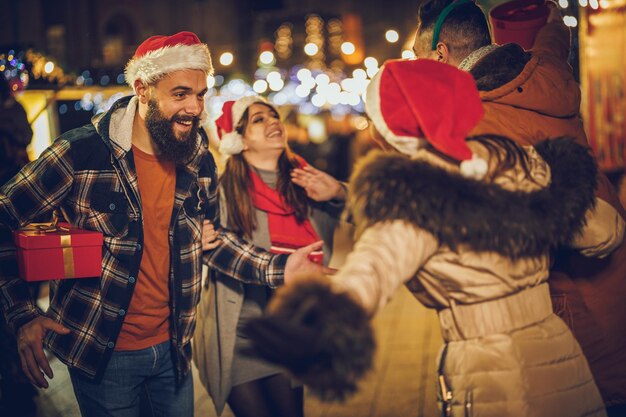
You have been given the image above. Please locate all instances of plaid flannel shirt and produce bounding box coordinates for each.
[0,96,287,381]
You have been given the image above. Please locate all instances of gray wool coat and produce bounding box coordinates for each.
[193,184,344,415]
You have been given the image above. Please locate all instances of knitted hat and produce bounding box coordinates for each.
[365,59,488,179]
[213,96,275,155]
[125,31,213,87]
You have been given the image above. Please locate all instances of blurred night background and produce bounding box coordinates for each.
[1,0,623,194]
[1,1,625,416]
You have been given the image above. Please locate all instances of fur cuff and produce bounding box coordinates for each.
[244,275,375,401]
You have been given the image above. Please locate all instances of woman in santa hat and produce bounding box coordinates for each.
[243,59,624,417]
[193,96,346,417]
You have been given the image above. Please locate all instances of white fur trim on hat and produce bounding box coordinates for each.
[364,67,425,157]
[125,43,213,87]
[231,95,271,128]
[218,132,245,155]
[459,154,489,180]
[215,95,273,156]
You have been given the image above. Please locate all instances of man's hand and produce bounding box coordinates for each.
[291,166,345,202]
[284,241,335,283]
[202,220,221,251]
[17,316,70,388]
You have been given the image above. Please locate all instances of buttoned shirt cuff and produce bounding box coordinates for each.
[263,253,288,288]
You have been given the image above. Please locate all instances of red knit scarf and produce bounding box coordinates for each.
[249,165,323,264]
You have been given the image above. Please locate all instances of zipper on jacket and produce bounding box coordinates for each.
[464,390,473,417]
[438,343,453,417]
[438,374,453,417]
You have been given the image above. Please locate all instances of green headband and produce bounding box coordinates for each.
[431,0,473,50]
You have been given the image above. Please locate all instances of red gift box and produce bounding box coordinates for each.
[270,242,324,265]
[489,0,549,50]
[13,222,103,282]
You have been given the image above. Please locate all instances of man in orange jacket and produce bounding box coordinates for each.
[412,1,626,415]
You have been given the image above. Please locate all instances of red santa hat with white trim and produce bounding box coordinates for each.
[125,31,213,87]
[211,95,275,155]
[365,59,488,179]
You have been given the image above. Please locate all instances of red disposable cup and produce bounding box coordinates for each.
[489,0,550,50]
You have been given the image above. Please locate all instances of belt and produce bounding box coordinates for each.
[437,283,552,341]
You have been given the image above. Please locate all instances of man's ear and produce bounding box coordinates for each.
[134,80,150,104]
[435,42,450,63]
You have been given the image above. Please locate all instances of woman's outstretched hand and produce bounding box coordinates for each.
[291,165,346,202]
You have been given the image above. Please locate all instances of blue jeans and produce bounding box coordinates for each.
[68,340,193,417]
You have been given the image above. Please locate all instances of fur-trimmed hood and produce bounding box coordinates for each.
[469,43,530,92]
[468,41,580,118]
[349,137,597,259]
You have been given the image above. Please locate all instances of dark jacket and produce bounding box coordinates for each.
[0,97,32,183]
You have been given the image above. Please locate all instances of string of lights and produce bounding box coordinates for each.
[1,5,609,120]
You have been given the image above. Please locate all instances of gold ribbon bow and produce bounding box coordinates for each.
[20,212,69,234]
[19,214,75,278]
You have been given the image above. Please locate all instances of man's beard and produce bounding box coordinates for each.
[145,99,200,165]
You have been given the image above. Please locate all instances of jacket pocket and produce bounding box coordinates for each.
[89,191,131,237]
[180,186,205,243]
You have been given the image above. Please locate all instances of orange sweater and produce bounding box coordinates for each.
[116,145,175,351]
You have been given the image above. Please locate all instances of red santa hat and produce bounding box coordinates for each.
[212,95,275,155]
[365,59,488,179]
[125,31,213,87]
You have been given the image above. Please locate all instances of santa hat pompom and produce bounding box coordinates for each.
[218,132,245,155]
[460,154,489,180]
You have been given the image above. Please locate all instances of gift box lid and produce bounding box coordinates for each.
[489,0,549,49]
[14,222,104,250]
[490,0,549,23]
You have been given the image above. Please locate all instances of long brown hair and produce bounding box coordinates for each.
[221,104,309,238]
[467,134,538,182]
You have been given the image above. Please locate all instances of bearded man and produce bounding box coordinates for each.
[0,31,321,417]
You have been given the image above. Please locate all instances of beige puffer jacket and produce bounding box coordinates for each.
[334,140,623,417]
[467,20,626,407]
